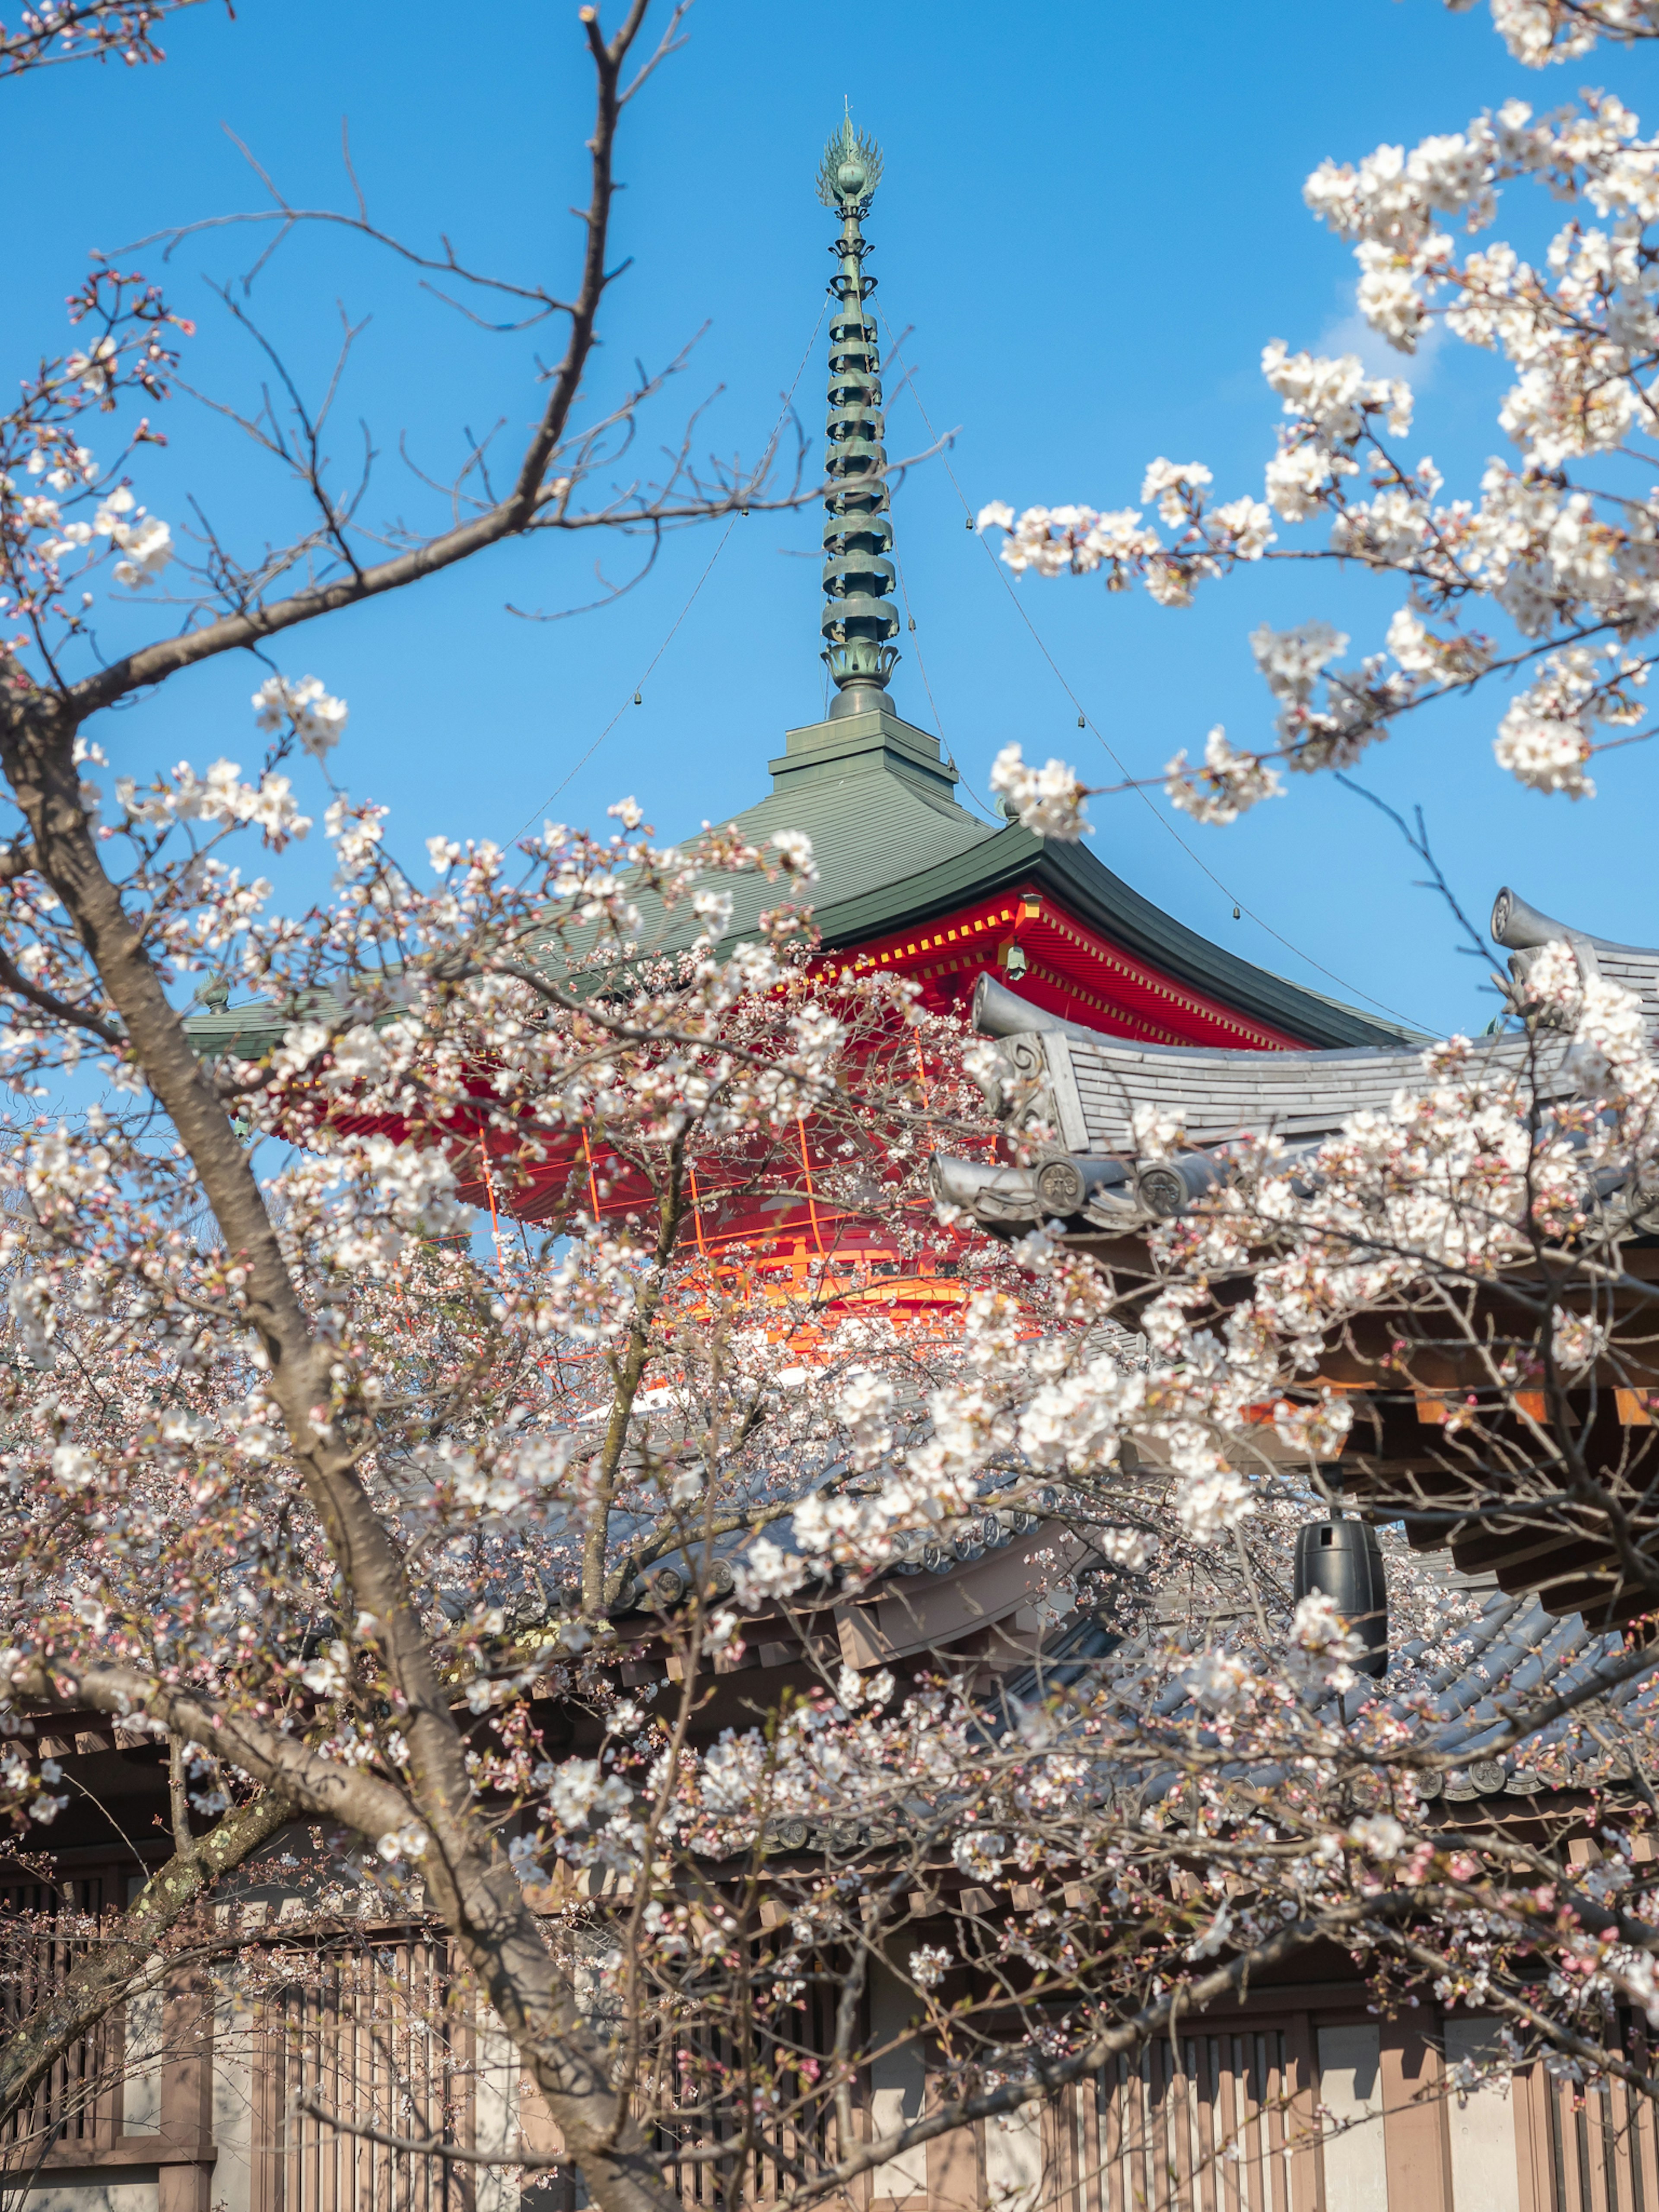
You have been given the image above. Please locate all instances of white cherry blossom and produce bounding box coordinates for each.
[252,674,349,758]
[987,743,1092,839]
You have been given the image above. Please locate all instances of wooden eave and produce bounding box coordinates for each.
[813,824,1417,1051]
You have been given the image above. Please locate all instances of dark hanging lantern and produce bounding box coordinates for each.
[1293,1518,1387,1678]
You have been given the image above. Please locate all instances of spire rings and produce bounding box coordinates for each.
[816,112,899,711]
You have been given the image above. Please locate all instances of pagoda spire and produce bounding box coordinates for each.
[816,110,900,720]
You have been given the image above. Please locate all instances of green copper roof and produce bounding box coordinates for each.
[813,820,1420,1048]
[509,707,1413,1050]
[744,705,990,894]
[178,719,1414,1060]
[521,707,995,968]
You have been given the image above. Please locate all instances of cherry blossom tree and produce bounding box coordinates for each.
[979,0,1659,822]
[0,0,935,2199]
[6,775,1659,2205]
[0,0,219,77]
[7,6,1659,2209]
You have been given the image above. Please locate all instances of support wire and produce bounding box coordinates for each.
[505,298,830,848]
[877,312,1427,1035]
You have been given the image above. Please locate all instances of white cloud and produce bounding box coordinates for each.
[1317,285,1445,392]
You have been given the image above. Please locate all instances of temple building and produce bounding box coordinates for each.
[184,134,1408,1077]
[933,887,1659,1631]
[181,105,1408,1315]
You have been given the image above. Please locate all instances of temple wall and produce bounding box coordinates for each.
[1316,2022,1387,2212]
[22,2180,160,2212]
[5,1953,1645,2212]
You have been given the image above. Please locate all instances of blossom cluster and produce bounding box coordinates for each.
[0,745,1650,2162]
[252,675,349,760]
[987,743,1093,840]
[975,11,1659,813]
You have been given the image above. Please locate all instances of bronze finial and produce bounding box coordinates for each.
[816,110,898,719]
[816,109,884,216]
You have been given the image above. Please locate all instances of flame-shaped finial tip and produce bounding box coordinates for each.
[816,112,883,214]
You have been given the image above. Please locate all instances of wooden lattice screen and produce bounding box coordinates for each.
[0,1874,114,2162]
[1086,2020,1317,2212]
[1534,2040,1659,2212]
[645,1973,843,2210]
[25,1906,1659,2212]
[253,1936,477,2212]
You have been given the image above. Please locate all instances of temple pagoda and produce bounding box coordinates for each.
[184,109,1413,1265]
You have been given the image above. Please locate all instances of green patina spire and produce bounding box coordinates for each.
[816,110,899,720]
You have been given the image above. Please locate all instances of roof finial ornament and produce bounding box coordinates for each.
[817,108,898,720]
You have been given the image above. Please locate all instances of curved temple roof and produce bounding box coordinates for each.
[1493,882,1659,1026]
[932,887,1659,1241]
[497,711,1426,1053]
[974,973,1569,1156]
[932,887,1659,1635]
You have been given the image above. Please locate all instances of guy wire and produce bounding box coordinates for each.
[888,543,1001,827]
[506,298,831,848]
[877,310,1427,1033]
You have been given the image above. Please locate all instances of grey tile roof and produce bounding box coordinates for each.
[1033,1026,1573,1156]
[1494,884,1659,1027]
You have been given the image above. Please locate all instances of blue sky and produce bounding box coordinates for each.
[10,0,1659,1038]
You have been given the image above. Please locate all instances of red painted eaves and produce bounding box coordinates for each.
[815,887,1307,1050]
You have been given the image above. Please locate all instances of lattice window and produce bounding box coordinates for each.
[1089,2025,1310,2212]
[255,1937,471,2212]
[0,1869,112,2157]
[1539,2038,1659,2212]
[643,1971,842,2209]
